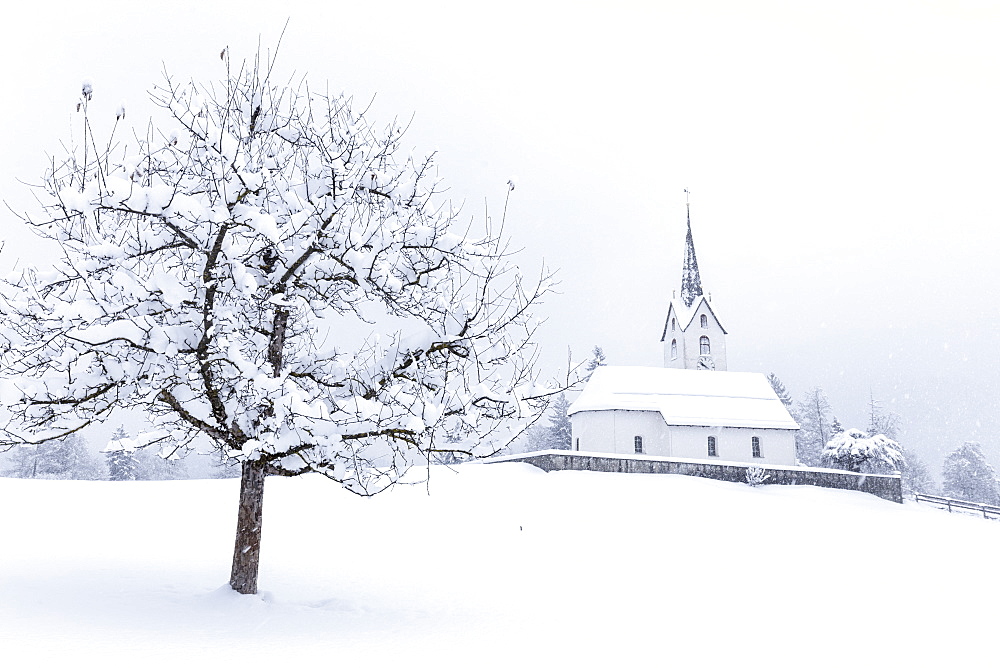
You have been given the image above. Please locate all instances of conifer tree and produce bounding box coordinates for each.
[105,426,140,481]
[585,346,607,373]
[545,393,572,450]
[766,373,793,409]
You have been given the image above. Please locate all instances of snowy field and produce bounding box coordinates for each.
[1,462,996,666]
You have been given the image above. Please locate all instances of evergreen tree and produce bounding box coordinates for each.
[105,426,140,481]
[766,373,793,409]
[3,434,104,480]
[942,442,1000,505]
[796,387,833,467]
[585,346,607,374]
[545,393,572,450]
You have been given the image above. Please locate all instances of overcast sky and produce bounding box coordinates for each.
[2,0,999,473]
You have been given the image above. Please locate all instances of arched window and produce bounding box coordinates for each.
[671,318,676,331]
[707,436,717,457]
[575,438,580,451]
[700,314,708,328]
[700,336,711,355]
[751,436,762,458]
[670,339,678,360]
[634,436,644,454]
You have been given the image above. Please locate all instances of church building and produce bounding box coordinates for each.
[568,200,799,466]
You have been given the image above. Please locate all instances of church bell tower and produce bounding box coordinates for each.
[660,193,728,370]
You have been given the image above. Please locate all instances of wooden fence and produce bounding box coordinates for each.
[914,493,1000,520]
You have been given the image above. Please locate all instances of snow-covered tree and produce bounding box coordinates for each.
[544,393,572,450]
[105,426,140,481]
[821,428,903,475]
[3,434,104,480]
[519,393,572,452]
[0,48,562,594]
[766,373,793,409]
[862,395,931,494]
[867,393,900,441]
[899,446,936,496]
[942,442,999,505]
[585,346,607,373]
[105,426,189,481]
[796,387,834,467]
[211,451,243,479]
[136,446,190,480]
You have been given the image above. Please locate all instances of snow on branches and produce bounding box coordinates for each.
[821,428,903,475]
[0,52,557,496]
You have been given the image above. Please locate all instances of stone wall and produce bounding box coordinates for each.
[488,450,903,504]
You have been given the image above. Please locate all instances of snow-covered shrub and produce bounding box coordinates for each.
[821,429,902,474]
[745,466,770,487]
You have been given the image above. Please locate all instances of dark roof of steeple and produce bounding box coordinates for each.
[680,200,703,308]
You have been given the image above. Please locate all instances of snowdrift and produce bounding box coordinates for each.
[1,463,996,666]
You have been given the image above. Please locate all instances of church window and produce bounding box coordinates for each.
[671,318,676,331]
[634,436,643,454]
[751,436,762,458]
[700,314,708,328]
[707,436,717,457]
[575,438,579,451]
[700,336,711,355]
[670,339,678,360]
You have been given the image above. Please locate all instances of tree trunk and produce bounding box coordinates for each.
[229,458,267,595]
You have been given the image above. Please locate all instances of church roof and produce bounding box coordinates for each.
[659,295,728,340]
[569,366,799,430]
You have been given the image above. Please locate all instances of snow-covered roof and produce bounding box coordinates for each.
[569,366,799,430]
[660,295,727,340]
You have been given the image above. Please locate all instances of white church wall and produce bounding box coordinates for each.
[668,425,796,466]
[571,410,797,465]
[683,300,727,371]
[663,318,685,369]
[571,410,669,456]
[661,299,727,371]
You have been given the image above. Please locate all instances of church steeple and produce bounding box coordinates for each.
[661,191,728,371]
[680,192,703,308]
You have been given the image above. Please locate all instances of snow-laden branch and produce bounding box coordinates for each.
[0,61,577,492]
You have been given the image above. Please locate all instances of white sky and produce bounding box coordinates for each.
[3,0,999,472]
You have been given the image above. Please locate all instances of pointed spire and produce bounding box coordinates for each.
[680,190,703,308]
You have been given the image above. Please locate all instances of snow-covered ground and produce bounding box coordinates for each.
[1,462,996,666]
